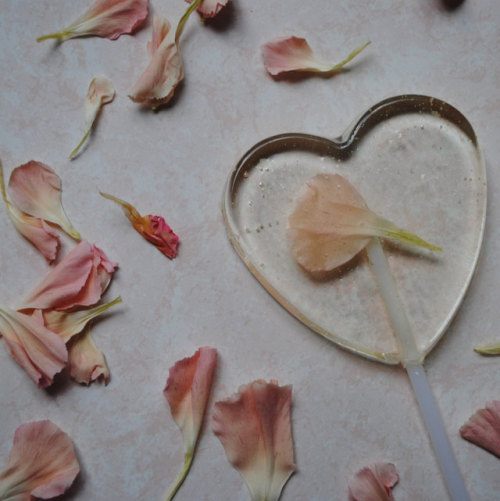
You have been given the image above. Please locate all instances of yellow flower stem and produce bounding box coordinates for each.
[69,126,92,160]
[36,31,71,43]
[327,41,371,72]
[175,0,203,43]
[474,343,500,356]
[164,448,194,501]
[381,226,442,252]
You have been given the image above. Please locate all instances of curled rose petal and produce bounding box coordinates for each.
[37,0,149,43]
[0,305,67,387]
[460,401,500,458]
[67,327,110,385]
[129,0,201,109]
[101,192,179,258]
[0,420,79,500]
[70,76,115,159]
[163,347,217,500]
[348,463,399,501]
[288,174,440,273]
[22,240,118,311]
[186,0,230,18]
[212,380,295,501]
[8,161,80,240]
[262,37,370,76]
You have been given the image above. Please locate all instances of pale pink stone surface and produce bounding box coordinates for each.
[0,1,499,500]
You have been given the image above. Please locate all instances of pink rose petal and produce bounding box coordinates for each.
[0,305,67,387]
[348,463,399,501]
[22,240,118,311]
[0,421,79,500]
[186,0,230,18]
[262,36,370,76]
[212,380,295,501]
[460,401,500,458]
[37,0,149,42]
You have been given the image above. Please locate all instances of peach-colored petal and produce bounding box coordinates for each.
[22,240,118,311]
[0,420,79,500]
[460,401,500,458]
[100,192,179,258]
[212,380,295,501]
[186,0,230,18]
[70,76,115,159]
[288,174,440,273]
[67,327,110,385]
[8,161,80,239]
[163,347,217,500]
[0,305,67,387]
[37,0,149,42]
[348,463,399,501]
[262,37,370,76]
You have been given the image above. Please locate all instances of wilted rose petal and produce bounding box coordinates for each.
[163,347,217,500]
[67,327,110,385]
[70,76,115,159]
[460,401,500,458]
[22,240,118,311]
[288,174,440,273]
[0,305,67,387]
[101,192,179,258]
[0,420,79,500]
[186,0,230,18]
[348,463,399,501]
[262,37,370,76]
[8,161,80,240]
[212,380,295,501]
[129,0,201,109]
[37,0,149,43]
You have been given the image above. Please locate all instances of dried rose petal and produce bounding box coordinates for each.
[186,0,230,18]
[262,37,370,76]
[129,0,201,108]
[348,463,399,501]
[37,0,149,43]
[70,76,115,159]
[163,347,217,500]
[288,174,440,273]
[101,192,179,258]
[460,401,500,458]
[0,305,67,387]
[212,380,295,501]
[8,161,80,240]
[22,240,118,311]
[0,420,79,500]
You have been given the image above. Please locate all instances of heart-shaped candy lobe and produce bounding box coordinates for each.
[223,95,486,364]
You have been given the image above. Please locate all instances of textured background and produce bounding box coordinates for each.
[0,1,499,500]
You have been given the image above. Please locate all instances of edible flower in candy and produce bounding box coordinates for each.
[288,174,441,273]
[212,379,295,501]
[163,347,217,500]
[347,463,399,501]
[70,76,115,159]
[0,421,79,500]
[37,0,149,43]
[460,401,500,458]
[262,37,370,76]
[101,192,179,258]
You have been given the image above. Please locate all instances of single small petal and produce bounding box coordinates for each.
[22,240,118,311]
[37,0,149,43]
[163,347,217,500]
[0,305,67,387]
[460,401,500,458]
[8,161,80,239]
[262,37,370,76]
[70,76,115,159]
[474,343,500,356]
[0,420,79,500]
[129,0,200,108]
[67,327,110,385]
[186,0,230,18]
[288,174,441,273]
[101,192,179,258]
[348,463,399,501]
[212,380,295,501]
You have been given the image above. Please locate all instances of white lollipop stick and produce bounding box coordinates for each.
[366,239,470,501]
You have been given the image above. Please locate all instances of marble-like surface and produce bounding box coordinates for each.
[0,1,499,500]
